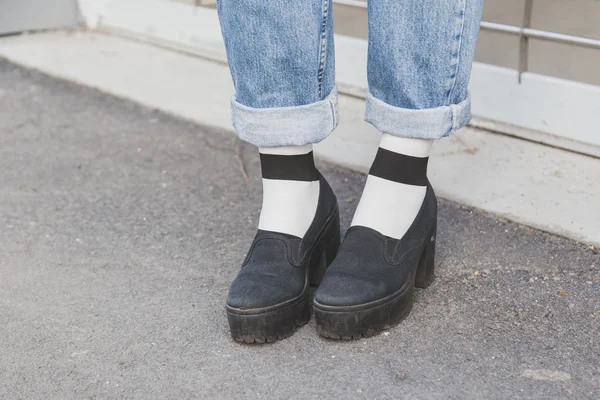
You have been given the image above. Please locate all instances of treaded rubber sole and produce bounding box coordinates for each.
[227,293,311,344]
[230,320,309,344]
[314,222,436,340]
[314,286,415,340]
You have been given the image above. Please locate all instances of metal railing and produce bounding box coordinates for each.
[333,0,600,81]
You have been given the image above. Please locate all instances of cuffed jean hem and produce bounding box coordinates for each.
[364,91,472,140]
[231,87,339,147]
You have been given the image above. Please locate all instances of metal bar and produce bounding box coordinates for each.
[518,0,534,83]
[332,0,600,51]
[480,21,600,50]
[480,21,524,35]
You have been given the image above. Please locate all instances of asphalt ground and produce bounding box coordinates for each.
[1,60,598,399]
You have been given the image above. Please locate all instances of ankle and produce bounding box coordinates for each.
[350,134,432,239]
[256,145,320,238]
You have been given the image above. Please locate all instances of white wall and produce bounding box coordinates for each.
[77,0,600,155]
[0,0,81,34]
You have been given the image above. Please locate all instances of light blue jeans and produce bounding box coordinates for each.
[217,0,483,147]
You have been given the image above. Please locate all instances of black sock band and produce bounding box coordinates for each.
[369,148,428,186]
[260,151,319,181]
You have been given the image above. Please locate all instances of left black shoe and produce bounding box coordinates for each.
[226,172,340,344]
[313,182,437,339]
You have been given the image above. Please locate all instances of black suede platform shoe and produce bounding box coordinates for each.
[314,183,437,339]
[226,173,340,344]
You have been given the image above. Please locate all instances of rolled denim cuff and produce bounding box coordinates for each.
[364,91,472,140]
[231,87,339,147]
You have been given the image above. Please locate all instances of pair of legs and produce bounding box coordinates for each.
[218,0,483,342]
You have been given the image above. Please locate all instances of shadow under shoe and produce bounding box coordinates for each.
[314,183,437,340]
[226,173,340,344]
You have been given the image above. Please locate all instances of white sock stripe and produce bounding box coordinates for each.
[351,175,427,239]
[258,144,313,156]
[258,178,320,238]
[351,134,433,240]
[379,133,433,158]
[261,178,320,184]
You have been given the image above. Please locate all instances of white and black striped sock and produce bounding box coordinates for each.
[257,145,320,238]
[351,134,432,239]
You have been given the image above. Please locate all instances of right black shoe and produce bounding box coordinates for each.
[314,183,438,339]
[226,172,340,344]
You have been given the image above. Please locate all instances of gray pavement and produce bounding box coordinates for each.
[0,60,599,399]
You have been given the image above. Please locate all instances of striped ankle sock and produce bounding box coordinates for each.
[351,134,432,239]
[257,145,320,238]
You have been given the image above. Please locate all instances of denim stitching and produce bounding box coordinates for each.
[317,0,330,100]
[451,105,459,133]
[329,97,337,129]
[445,0,468,107]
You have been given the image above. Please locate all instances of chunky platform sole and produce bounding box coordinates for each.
[314,221,436,340]
[227,208,340,344]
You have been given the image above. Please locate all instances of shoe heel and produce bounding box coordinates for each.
[415,221,436,289]
[309,207,341,286]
